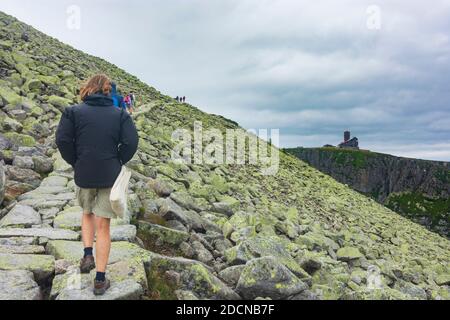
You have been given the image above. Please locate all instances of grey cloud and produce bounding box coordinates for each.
[1,0,449,160]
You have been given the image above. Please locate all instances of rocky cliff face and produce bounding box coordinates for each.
[285,147,450,237]
[0,11,449,300]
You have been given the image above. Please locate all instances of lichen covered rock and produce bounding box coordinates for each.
[236,256,308,300]
[0,270,42,300]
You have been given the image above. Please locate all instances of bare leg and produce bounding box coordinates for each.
[81,213,95,249]
[94,216,111,273]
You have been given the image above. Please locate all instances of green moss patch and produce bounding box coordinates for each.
[386,192,450,226]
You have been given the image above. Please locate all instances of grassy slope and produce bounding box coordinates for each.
[1,11,449,299]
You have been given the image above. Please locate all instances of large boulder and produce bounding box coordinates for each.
[12,156,34,170]
[32,156,53,174]
[144,254,240,300]
[0,253,55,284]
[191,241,214,264]
[0,227,80,241]
[218,265,246,288]
[19,185,71,198]
[47,96,71,112]
[158,197,189,225]
[0,116,22,132]
[225,235,309,279]
[40,175,68,187]
[212,196,240,217]
[5,165,40,187]
[110,224,137,242]
[156,198,207,232]
[236,256,308,300]
[137,221,190,246]
[6,166,41,187]
[53,207,83,231]
[4,180,35,202]
[170,191,204,212]
[23,78,42,92]
[393,280,427,300]
[0,85,22,105]
[0,270,42,300]
[0,204,41,228]
[0,237,38,246]
[435,274,450,286]
[0,244,45,254]
[0,133,15,151]
[2,132,36,147]
[52,152,72,173]
[51,260,147,299]
[336,247,364,262]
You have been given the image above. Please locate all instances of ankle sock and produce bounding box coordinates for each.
[96,272,106,282]
[83,247,93,257]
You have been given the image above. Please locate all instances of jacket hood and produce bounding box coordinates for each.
[83,94,114,106]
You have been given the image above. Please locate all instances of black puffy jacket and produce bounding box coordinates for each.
[55,94,139,188]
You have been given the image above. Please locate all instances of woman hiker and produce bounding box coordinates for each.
[56,74,139,295]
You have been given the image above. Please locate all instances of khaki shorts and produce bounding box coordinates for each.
[76,187,115,219]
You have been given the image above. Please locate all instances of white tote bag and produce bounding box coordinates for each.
[110,166,131,219]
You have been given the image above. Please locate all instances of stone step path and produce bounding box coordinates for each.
[0,152,250,301]
[0,153,148,300]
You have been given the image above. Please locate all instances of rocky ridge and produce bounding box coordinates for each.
[285,147,450,237]
[0,11,449,300]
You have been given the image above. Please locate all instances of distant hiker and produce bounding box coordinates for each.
[175,96,179,102]
[21,32,29,42]
[124,94,133,114]
[128,93,135,114]
[183,96,186,103]
[56,74,139,296]
[129,92,136,108]
[111,82,126,110]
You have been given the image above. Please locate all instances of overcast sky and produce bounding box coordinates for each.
[1,0,449,161]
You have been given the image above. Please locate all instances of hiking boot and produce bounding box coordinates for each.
[79,255,95,274]
[94,278,111,296]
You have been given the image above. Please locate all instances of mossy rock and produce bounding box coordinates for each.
[3,132,36,147]
[0,115,23,132]
[206,174,230,194]
[0,253,55,285]
[15,63,32,77]
[0,40,12,50]
[144,254,240,300]
[30,106,44,117]
[53,207,83,231]
[0,85,22,105]
[189,180,218,202]
[225,235,308,279]
[136,219,190,256]
[236,256,308,299]
[12,52,35,66]
[47,95,72,109]
[23,78,42,92]
[52,152,72,172]
[336,247,364,261]
[7,73,23,87]
[37,75,60,86]
[435,273,450,286]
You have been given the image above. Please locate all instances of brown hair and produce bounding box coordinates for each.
[79,74,112,101]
